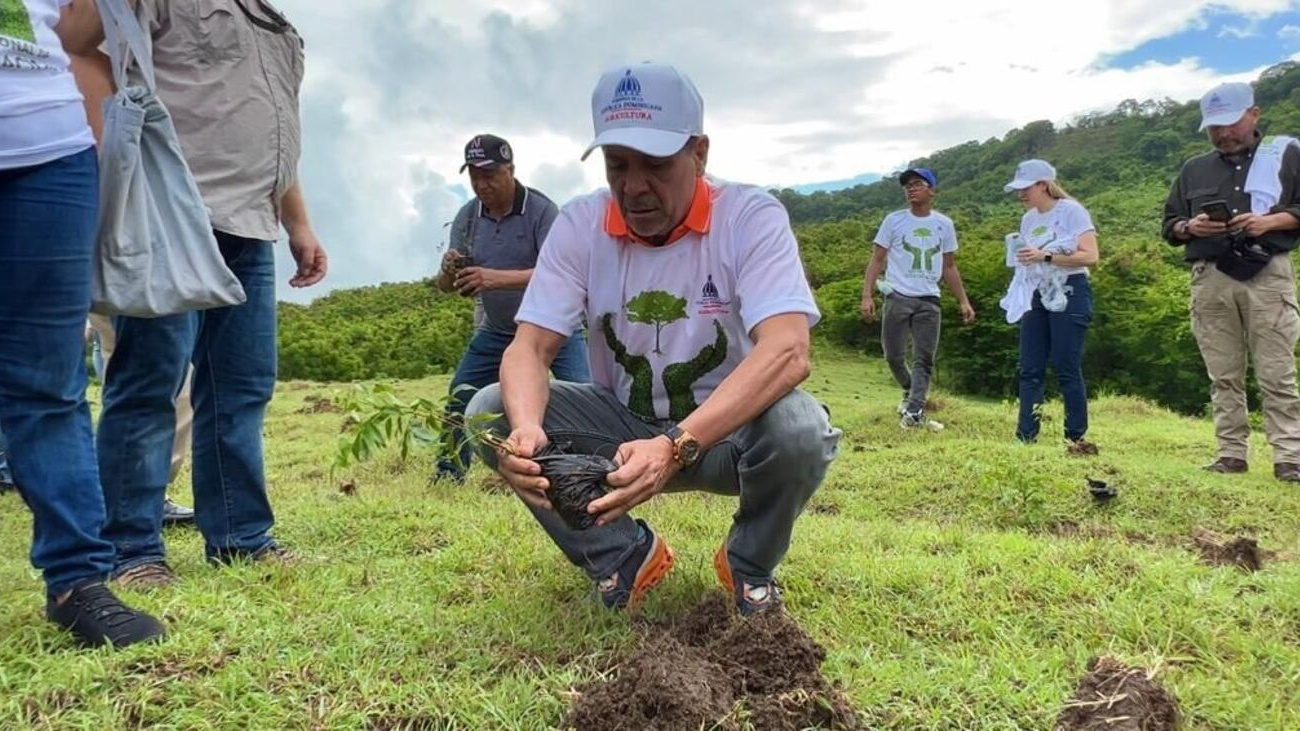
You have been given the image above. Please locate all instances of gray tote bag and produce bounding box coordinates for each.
[90,0,246,317]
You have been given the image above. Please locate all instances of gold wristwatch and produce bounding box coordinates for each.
[665,425,701,467]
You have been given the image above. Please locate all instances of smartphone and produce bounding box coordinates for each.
[1200,200,1231,223]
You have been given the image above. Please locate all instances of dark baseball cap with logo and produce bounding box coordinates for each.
[899,168,938,188]
[460,134,513,172]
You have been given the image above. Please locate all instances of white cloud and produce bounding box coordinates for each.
[1281,24,1300,40]
[1218,23,1260,38]
[270,0,1300,302]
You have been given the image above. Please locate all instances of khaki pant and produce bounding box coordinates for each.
[1190,254,1300,464]
[88,313,193,483]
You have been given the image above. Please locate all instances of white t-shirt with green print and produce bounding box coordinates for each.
[873,210,958,298]
[0,0,95,170]
[1017,198,1095,278]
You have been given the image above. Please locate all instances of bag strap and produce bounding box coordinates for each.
[97,0,156,92]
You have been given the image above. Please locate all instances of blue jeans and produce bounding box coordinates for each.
[98,232,279,569]
[1017,274,1093,442]
[0,427,12,485]
[466,383,841,581]
[436,328,590,479]
[0,147,116,597]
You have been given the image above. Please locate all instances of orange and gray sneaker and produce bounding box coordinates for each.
[714,544,783,616]
[597,519,675,611]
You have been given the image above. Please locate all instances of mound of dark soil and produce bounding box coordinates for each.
[297,395,340,414]
[1192,527,1265,572]
[566,593,858,730]
[1066,441,1100,457]
[1055,656,1180,731]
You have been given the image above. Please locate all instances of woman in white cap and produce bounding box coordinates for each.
[1001,159,1100,449]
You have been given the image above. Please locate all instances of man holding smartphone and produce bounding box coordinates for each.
[1163,81,1300,483]
[432,135,590,483]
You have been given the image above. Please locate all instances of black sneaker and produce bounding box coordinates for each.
[162,499,195,525]
[46,582,167,648]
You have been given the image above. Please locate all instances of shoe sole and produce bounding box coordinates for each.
[628,535,675,609]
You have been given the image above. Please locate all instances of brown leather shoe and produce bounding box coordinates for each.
[114,562,178,590]
[1203,457,1248,474]
[1274,463,1300,482]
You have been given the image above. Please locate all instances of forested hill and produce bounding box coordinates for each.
[774,61,1300,224]
[279,63,1300,416]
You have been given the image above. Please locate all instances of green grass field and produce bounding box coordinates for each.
[2,348,1299,729]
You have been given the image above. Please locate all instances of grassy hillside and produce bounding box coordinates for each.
[3,349,1298,729]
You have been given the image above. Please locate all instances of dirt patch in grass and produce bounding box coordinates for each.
[808,500,841,516]
[566,593,859,730]
[1192,527,1268,572]
[297,395,341,414]
[1066,441,1100,457]
[1055,656,1180,731]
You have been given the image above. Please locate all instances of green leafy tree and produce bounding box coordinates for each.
[625,290,687,355]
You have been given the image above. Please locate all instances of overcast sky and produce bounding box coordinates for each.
[270,0,1300,302]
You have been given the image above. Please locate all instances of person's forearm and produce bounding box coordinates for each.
[862,260,883,298]
[1049,250,1097,267]
[280,183,312,237]
[678,332,810,449]
[942,266,970,306]
[500,340,556,432]
[492,268,534,289]
[69,51,113,143]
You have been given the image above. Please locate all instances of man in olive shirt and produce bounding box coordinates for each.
[74,0,329,588]
[433,134,590,482]
[1163,81,1300,483]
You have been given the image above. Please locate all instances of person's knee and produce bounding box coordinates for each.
[465,383,504,421]
[753,391,839,484]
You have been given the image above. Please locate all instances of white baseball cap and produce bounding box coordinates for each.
[1004,159,1057,192]
[1198,82,1254,131]
[581,62,704,161]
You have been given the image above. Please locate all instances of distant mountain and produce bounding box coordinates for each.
[773,63,1300,226]
[784,173,883,195]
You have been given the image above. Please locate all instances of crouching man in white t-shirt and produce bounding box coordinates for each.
[466,62,841,616]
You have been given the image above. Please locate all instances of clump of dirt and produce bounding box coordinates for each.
[297,394,340,414]
[566,593,859,730]
[808,500,841,516]
[1067,440,1100,457]
[1055,656,1180,731]
[1192,527,1265,572]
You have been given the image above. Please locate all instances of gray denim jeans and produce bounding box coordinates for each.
[882,292,941,413]
[466,382,841,583]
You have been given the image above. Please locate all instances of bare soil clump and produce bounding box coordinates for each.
[297,395,340,414]
[566,593,859,730]
[1192,527,1266,572]
[1055,656,1180,731]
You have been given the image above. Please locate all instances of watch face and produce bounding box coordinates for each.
[679,440,701,465]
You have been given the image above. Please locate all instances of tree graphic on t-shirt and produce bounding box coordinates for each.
[1,0,37,42]
[625,290,687,355]
[663,320,728,421]
[900,235,938,272]
[601,313,655,418]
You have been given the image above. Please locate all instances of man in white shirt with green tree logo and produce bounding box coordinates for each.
[465,62,841,617]
[861,168,975,431]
